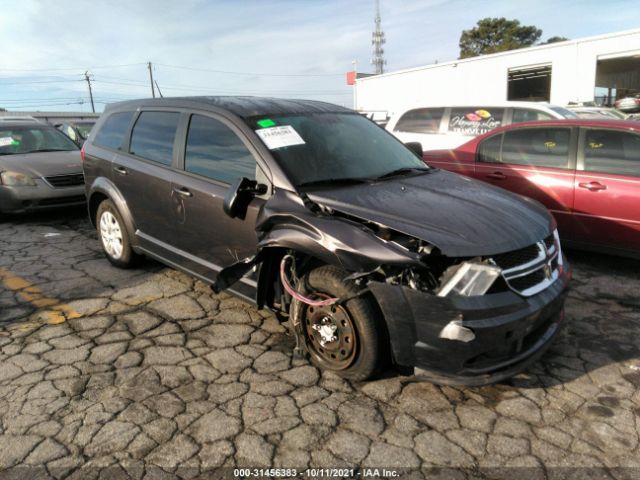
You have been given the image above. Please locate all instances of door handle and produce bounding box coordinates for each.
[113,166,128,175]
[172,186,193,198]
[578,181,607,192]
[486,172,506,180]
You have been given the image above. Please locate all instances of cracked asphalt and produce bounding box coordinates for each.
[1,208,639,479]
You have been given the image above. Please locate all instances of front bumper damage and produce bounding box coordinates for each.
[369,259,571,386]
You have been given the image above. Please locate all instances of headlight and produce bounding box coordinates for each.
[0,171,37,186]
[437,261,501,297]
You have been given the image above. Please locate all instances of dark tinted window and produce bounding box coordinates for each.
[478,134,502,163]
[129,111,180,165]
[93,112,134,150]
[185,115,255,184]
[584,129,640,177]
[448,107,503,135]
[512,108,553,123]
[501,128,570,168]
[394,108,444,133]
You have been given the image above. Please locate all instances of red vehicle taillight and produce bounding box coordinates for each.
[80,145,85,162]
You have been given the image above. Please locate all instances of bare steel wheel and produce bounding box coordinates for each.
[295,265,388,381]
[96,199,140,268]
[303,294,358,371]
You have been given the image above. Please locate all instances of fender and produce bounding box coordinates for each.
[213,188,423,296]
[88,176,139,249]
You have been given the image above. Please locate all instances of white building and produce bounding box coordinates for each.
[354,28,640,117]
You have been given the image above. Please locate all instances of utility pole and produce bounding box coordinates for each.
[147,61,156,98]
[371,0,386,75]
[84,71,95,113]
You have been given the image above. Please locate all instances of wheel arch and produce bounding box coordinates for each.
[88,177,138,248]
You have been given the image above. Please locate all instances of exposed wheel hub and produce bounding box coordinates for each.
[312,317,338,346]
[302,294,358,371]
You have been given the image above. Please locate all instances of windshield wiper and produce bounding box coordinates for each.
[27,149,75,153]
[374,166,431,180]
[297,177,371,188]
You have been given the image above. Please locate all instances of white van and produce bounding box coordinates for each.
[385,102,578,152]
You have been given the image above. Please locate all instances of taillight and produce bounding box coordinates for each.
[80,145,85,162]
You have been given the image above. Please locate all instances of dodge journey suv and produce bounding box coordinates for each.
[83,97,570,384]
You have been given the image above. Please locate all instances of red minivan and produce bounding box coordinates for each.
[424,119,640,258]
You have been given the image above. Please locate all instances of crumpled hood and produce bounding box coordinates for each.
[0,150,82,178]
[305,169,554,257]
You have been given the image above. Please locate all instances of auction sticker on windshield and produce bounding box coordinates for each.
[0,137,15,147]
[255,125,305,150]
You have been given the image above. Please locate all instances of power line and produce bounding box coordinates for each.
[155,63,344,77]
[0,63,147,72]
[92,79,349,95]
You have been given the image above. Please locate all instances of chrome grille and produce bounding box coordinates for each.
[43,173,85,188]
[492,231,562,297]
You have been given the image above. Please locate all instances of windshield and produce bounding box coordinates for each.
[246,113,427,187]
[75,123,95,139]
[0,126,79,155]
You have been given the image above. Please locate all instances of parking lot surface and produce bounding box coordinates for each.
[1,209,639,479]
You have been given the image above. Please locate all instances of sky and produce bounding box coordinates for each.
[0,0,638,112]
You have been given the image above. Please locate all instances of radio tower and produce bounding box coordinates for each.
[371,0,386,74]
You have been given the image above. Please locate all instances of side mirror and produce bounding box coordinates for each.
[405,142,423,158]
[223,177,268,219]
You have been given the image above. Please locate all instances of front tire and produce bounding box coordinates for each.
[96,199,139,268]
[297,265,388,381]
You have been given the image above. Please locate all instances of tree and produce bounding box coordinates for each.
[459,18,542,59]
[542,36,569,44]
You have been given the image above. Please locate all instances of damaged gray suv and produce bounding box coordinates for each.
[83,97,570,385]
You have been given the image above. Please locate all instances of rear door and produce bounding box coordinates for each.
[445,106,505,148]
[167,112,269,292]
[112,110,182,251]
[474,126,577,239]
[573,127,640,254]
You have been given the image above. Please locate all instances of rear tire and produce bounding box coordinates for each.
[96,199,139,269]
[296,265,388,381]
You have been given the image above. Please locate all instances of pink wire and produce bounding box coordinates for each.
[279,256,339,306]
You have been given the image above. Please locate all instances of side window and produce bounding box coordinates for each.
[512,109,553,124]
[394,108,444,134]
[478,134,502,163]
[65,125,77,142]
[93,112,134,150]
[129,111,180,166]
[448,107,503,135]
[185,114,256,184]
[584,129,640,177]
[501,128,571,168]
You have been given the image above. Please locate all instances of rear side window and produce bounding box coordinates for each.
[129,111,180,166]
[394,108,444,133]
[512,108,553,124]
[584,129,640,177]
[448,107,503,135]
[185,114,256,184]
[93,112,134,150]
[478,134,502,163]
[501,128,571,168]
